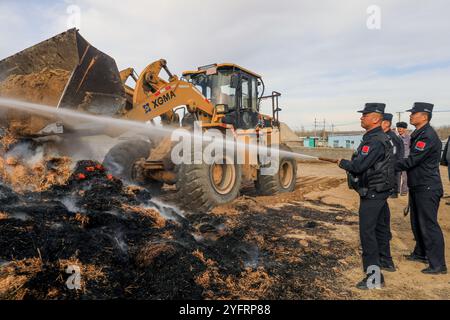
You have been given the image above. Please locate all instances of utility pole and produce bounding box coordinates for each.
[396,112,402,123]
[313,118,318,148]
[314,118,317,139]
[322,119,326,139]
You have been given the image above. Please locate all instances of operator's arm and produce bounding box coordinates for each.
[339,140,384,175]
[396,135,434,171]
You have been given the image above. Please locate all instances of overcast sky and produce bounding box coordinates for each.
[1,0,449,131]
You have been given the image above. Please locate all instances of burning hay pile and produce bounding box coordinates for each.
[0,158,201,299]
[0,138,73,192]
[0,154,279,299]
[0,133,356,300]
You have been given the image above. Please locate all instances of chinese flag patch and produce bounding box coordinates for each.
[361,145,370,155]
[415,141,426,151]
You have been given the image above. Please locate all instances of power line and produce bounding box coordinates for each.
[299,121,360,128]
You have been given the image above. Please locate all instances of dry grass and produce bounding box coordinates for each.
[58,258,106,295]
[122,204,166,228]
[0,258,43,300]
[192,249,275,300]
[135,242,177,268]
[74,213,90,226]
[0,129,17,152]
[0,155,73,192]
[0,256,108,299]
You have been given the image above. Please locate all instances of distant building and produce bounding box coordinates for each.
[328,131,364,150]
[303,137,316,148]
[303,136,327,148]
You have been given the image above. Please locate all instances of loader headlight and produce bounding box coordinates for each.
[215,104,228,114]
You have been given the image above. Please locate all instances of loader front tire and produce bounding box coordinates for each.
[174,156,242,213]
[103,139,153,181]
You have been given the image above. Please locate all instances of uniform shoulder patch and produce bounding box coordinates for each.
[361,145,370,155]
[415,141,426,151]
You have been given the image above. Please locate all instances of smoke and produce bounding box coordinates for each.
[56,135,119,163]
[0,258,10,268]
[50,222,63,230]
[101,155,124,178]
[3,141,47,169]
[60,196,85,213]
[146,198,186,222]
[240,243,260,269]
[191,233,204,242]
[8,212,30,221]
[112,230,128,255]
[25,146,45,166]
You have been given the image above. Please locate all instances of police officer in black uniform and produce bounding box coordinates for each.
[338,103,396,289]
[396,102,447,274]
[382,113,405,197]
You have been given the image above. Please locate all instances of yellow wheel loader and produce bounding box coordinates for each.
[0,29,297,212]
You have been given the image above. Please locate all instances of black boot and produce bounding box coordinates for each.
[421,265,447,275]
[380,259,396,272]
[356,272,385,290]
[404,253,428,264]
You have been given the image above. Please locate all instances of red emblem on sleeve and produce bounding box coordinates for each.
[415,141,426,151]
[361,145,370,154]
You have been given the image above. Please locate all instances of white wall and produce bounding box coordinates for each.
[328,135,362,150]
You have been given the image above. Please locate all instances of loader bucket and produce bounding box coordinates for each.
[0,28,126,115]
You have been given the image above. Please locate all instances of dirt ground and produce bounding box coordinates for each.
[296,162,450,299]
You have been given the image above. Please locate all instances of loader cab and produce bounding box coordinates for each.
[183,63,262,129]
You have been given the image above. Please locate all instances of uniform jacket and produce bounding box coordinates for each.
[400,133,411,158]
[396,123,443,192]
[339,126,392,199]
[387,130,404,161]
[441,136,449,166]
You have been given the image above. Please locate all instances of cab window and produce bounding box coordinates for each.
[241,76,250,109]
[251,78,258,112]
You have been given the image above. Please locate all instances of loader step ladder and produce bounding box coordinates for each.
[261,91,282,128]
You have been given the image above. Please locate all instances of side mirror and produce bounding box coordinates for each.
[230,75,239,89]
[215,104,229,114]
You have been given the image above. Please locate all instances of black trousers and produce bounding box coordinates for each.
[409,189,446,268]
[359,198,392,272]
[394,172,401,194]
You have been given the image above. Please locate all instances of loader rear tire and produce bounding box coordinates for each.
[174,155,242,213]
[255,144,297,196]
